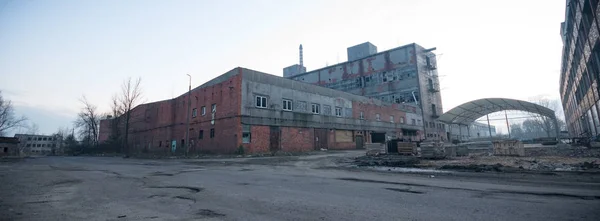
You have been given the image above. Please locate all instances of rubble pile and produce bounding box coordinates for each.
[354,155,419,167]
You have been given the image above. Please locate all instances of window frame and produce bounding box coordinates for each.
[255,95,268,108]
[335,107,342,117]
[282,99,293,111]
[210,128,215,138]
[192,108,198,118]
[311,103,320,114]
[201,106,206,116]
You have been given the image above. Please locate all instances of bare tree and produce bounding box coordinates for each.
[529,97,563,137]
[75,95,100,147]
[0,90,27,136]
[26,122,39,135]
[118,77,143,155]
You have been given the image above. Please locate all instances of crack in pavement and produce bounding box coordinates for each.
[173,195,196,203]
[385,187,425,194]
[338,177,600,200]
[146,186,203,193]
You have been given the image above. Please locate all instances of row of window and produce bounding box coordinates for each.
[191,104,216,118]
[254,95,420,125]
[26,144,56,148]
[155,128,216,148]
[26,137,55,141]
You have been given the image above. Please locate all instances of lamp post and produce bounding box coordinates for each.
[186,74,191,155]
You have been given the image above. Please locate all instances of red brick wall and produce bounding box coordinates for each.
[244,125,270,153]
[98,119,112,143]
[122,69,244,155]
[280,127,314,152]
[352,100,408,123]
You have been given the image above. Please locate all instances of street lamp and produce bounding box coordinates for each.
[185,74,191,155]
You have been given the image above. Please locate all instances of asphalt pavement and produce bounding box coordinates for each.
[1,151,599,221]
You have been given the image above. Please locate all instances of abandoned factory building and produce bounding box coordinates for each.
[284,42,445,140]
[99,67,424,154]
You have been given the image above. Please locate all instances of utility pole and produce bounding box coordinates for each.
[185,74,191,155]
[486,114,493,139]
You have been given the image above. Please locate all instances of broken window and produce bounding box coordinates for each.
[376,114,380,121]
[210,128,215,138]
[199,130,204,139]
[283,99,293,111]
[335,107,342,117]
[390,116,394,123]
[360,112,364,119]
[256,95,267,108]
[192,108,197,118]
[201,106,206,115]
[400,117,405,124]
[242,125,251,143]
[212,104,216,113]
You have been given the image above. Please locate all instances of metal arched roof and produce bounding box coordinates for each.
[437,98,556,125]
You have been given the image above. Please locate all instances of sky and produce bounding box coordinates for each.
[0,0,565,135]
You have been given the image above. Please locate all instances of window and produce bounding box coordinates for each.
[42,144,46,147]
[210,128,215,138]
[429,122,435,128]
[211,104,216,113]
[26,144,31,147]
[390,116,394,123]
[27,137,31,141]
[159,141,162,147]
[3,147,7,153]
[242,125,251,143]
[335,107,342,117]
[199,130,204,139]
[360,112,364,119]
[283,99,293,111]
[412,119,416,125]
[376,114,380,121]
[192,108,198,118]
[37,144,41,147]
[311,103,320,114]
[201,106,206,115]
[256,96,267,108]
[43,137,47,141]
[323,105,332,115]
[400,117,405,124]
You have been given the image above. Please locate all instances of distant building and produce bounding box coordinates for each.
[559,0,600,137]
[99,67,424,154]
[447,122,497,141]
[285,42,445,140]
[0,137,19,156]
[14,134,62,155]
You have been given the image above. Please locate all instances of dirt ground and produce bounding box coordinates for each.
[355,145,600,173]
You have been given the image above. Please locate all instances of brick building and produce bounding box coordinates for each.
[283,42,445,140]
[99,67,424,154]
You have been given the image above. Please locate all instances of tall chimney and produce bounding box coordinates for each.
[299,44,303,67]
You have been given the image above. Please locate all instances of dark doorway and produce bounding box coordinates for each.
[3,147,7,153]
[270,126,280,152]
[355,135,364,149]
[314,128,328,150]
[371,132,386,143]
[387,140,398,153]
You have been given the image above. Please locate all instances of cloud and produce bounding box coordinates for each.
[8,105,76,136]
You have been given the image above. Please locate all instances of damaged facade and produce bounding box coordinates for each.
[99,68,424,154]
[284,42,445,140]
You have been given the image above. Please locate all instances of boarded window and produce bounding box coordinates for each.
[323,105,332,115]
[335,130,353,142]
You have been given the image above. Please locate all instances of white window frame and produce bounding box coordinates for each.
[390,116,394,123]
[311,103,320,114]
[256,95,267,108]
[212,104,217,113]
[376,114,380,121]
[335,107,342,117]
[360,112,364,119]
[201,106,206,116]
[283,99,293,111]
[192,108,198,118]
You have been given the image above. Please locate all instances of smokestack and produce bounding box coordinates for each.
[299,44,303,67]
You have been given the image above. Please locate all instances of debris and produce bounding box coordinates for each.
[118,215,127,218]
[429,175,435,178]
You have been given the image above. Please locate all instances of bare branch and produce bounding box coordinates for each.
[0,90,28,136]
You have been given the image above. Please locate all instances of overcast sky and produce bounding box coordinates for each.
[0,0,565,135]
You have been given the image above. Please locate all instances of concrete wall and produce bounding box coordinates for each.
[14,134,61,155]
